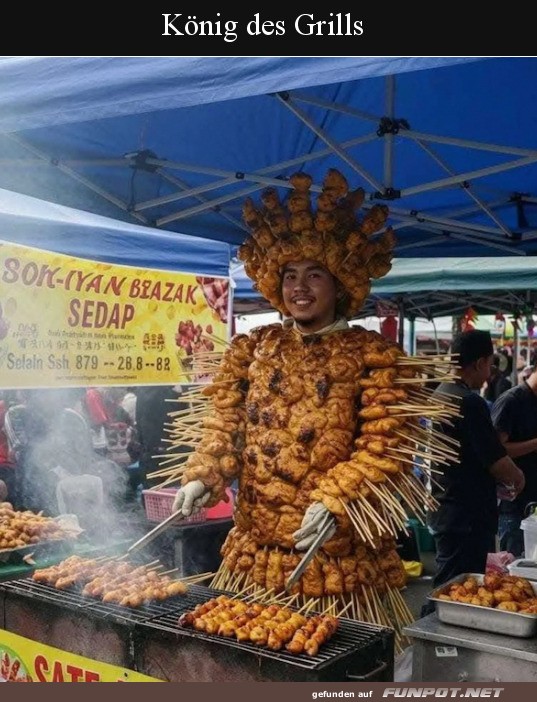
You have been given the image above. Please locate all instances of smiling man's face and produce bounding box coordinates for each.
[281,259,338,333]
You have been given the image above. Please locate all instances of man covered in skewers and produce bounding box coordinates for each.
[169,169,459,638]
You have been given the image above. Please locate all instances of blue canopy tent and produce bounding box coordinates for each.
[0,187,231,277]
[0,57,536,258]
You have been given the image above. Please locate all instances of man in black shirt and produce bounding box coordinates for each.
[492,363,537,556]
[427,330,525,587]
[483,354,512,405]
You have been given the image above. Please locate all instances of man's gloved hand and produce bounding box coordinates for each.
[293,502,336,551]
[172,480,211,517]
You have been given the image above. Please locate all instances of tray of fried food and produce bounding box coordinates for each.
[428,572,537,637]
[32,554,188,607]
[0,502,79,558]
[178,594,339,656]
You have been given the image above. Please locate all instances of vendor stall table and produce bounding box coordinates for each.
[404,614,537,682]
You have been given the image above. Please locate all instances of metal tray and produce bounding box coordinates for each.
[0,538,76,564]
[428,572,537,638]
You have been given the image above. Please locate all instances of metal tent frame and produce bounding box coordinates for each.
[0,57,536,257]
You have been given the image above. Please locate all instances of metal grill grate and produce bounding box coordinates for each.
[141,584,389,671]
[0,578,390,671]
[0,578,186,625]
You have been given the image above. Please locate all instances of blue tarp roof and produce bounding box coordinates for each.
[0,57,536,259]
[0,187,230,277]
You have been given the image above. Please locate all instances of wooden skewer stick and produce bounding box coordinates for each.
[401,360,456,369]
[394,376,455,384]
[396,435,458,461]
[387,477,427,522]
[367,585,382,623]
[158,568,181,578]
[342,500,375,547]
[363,488,406,533]
[296,597,320,614]
[383,452,421,469]
[391,442,450,463]
[181,571,213,583]
[348,505,372,545]
[231,582,257,599]
[343,501,373,546]
[387,586,408,626]
[395,425,458,448]
[407,389,459,407]
[384,402,460,416]
[361,585,376,623]
[387,446,448,467]
[350,594,358,620]
[371,588,391,628]
[388,586,414,626]
[337,599,355,618]
[365,480,407,520]
[356,496,390,536]
[355,494,390,535]
[381,502,400,535]
[409,423,460,448]
[399,470,438,506]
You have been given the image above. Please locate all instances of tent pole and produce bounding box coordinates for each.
[408,316,416,356]
[398,298,405,350]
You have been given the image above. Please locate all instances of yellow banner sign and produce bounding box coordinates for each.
[0,241,229,388]
[0,629,161,682]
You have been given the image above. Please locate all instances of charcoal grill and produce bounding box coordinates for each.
[0,578,394,681]
[0,577,184,625]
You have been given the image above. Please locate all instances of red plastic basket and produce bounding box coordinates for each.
[205,487,234,520]
[142,488,207,524]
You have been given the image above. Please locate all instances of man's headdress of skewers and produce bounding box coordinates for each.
[238,169,396,318]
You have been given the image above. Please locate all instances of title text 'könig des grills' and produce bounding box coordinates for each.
[162,13,364,42]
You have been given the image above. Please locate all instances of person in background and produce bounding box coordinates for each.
[519,365,533,385]
[4,389,95,514]
[483,354,512,405]
[120,387,137,424]
[492,361,537,556]
[83,387,140,469]
[0,391,17,505]
[427,330,525,590]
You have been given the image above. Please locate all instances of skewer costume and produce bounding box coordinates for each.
[169,170,456,639]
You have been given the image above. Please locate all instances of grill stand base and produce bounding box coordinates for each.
[1,591,136,670]
[134,629,394,682]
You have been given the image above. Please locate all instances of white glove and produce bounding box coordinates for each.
[172,480,211,517]
[293,502,336,551]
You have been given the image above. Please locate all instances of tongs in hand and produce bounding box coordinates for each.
[126,509,186,555]
[285,513,336,592]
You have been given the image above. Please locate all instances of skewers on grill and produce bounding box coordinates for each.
[178,595,339,656]
[31,555,188,607]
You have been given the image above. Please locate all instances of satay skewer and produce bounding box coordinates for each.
[387,445,449,466]
[342,500,375,546]
[394,376,455,384]
[355,494,390,534]
[361,585,376,623]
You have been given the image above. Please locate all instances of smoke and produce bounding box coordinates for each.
[6,387,145,551]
